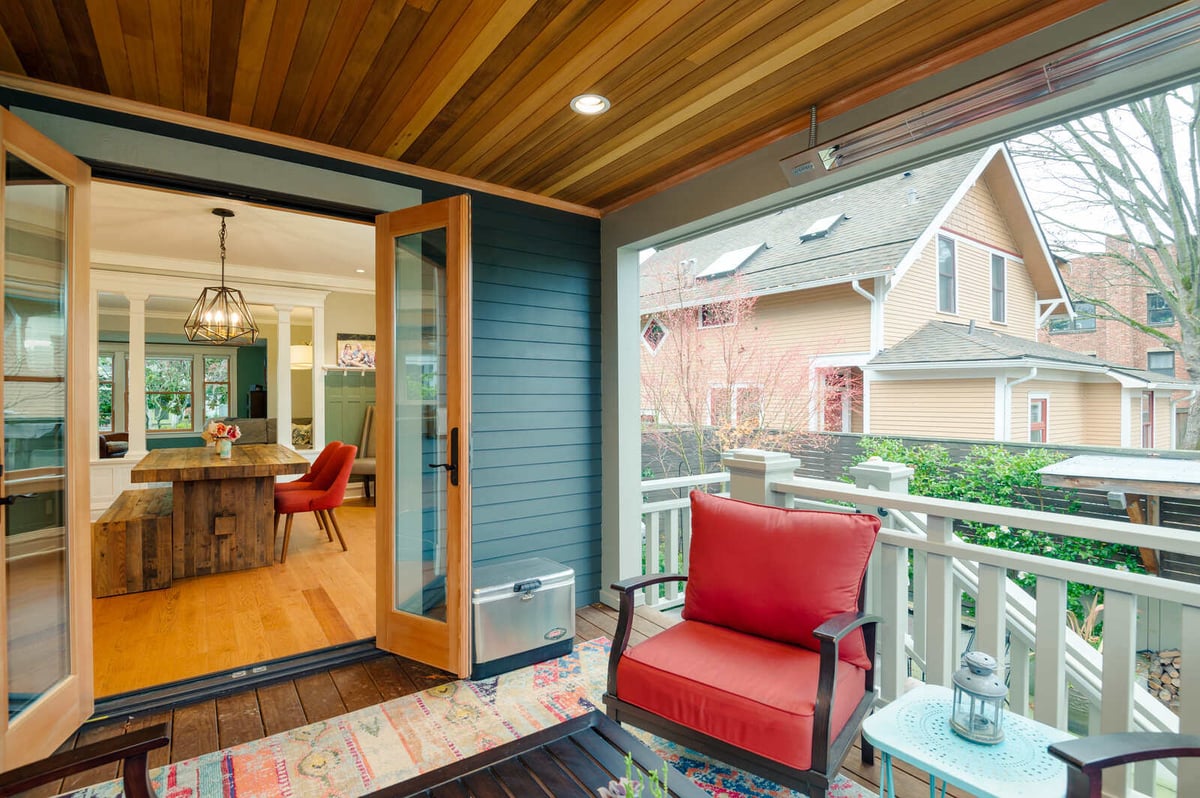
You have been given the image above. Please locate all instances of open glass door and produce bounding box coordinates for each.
[0,110,92,766]
[375,196,471,677]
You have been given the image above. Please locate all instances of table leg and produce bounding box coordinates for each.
[880,752,895,798]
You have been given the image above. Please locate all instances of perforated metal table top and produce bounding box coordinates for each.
[862,684,1073,798]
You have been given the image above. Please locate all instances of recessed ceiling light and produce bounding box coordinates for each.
[356,269,365,273]
[570,94,610,115]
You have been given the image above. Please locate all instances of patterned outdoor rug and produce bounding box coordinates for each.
[71,639,871,798]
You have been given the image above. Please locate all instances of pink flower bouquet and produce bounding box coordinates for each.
[202,421,241,444]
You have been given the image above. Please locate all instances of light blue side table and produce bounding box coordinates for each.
[861,684,1074,798]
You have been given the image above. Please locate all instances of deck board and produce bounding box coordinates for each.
[61,604,943,798]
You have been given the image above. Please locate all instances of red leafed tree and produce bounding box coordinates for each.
[640,257,858,476]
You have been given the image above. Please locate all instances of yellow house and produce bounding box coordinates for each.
[641,144,1198,447]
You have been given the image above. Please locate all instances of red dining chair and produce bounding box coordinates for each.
[274,443,357,563]
[275,440,343,493]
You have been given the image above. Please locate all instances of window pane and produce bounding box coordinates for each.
[1148,350,1175,375]
[937,236,956,313]
[146,357,192,391]
[98,354,113,381]
[709,387,731,425]
[205,384,229,421]
[1148,293,1175,326]
[146,392,192,430]
[1075,302,1096,331]
[204,356,229,382]
[991,253,1006,323]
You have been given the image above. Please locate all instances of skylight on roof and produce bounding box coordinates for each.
[799,213,845,241]
[695,243,762,279]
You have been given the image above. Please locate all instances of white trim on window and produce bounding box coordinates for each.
[640,316,669,353]
[1028,393,1050,443]
[936,234,957,315]
[990,252,1007,324]
[698,302,737,329]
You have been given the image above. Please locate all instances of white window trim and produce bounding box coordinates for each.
[1028,393,1050,443]
[990,252,1007,325]
[698,302,738,329]
[640,316,669,353]
[936,229,1025,264]
[936,234,958,315]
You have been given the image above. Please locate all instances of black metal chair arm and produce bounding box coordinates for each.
[0,722,169,798]
[1048,732,1200,798]
[813,611,881,644]
[610,573,688,594]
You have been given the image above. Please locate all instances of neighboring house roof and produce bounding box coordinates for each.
[639,144,1067,314]
[869,321,1197,389]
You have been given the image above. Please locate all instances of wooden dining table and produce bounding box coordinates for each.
[130,444,309,577]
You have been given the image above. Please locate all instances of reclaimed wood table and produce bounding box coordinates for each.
[130,444,308,577]
[364,711,708,798]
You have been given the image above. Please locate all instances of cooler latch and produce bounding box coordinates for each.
[514,578,542,600]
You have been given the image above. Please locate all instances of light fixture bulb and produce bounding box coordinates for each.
[570,93,610,115]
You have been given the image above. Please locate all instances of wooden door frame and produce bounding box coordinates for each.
[375,195,472,677]
[0,108,93,767]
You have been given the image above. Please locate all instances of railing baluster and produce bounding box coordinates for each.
[1101,590,1137,797]
[976,563,1006,667]
[1180,604,1200,790]
[1034,575,1067,729]
[911,549,927,678]
[880,541,908,702]
[665,508,679,602]
[1009,641,1031,717]
[646,511,661,607]
[924,515,956,687]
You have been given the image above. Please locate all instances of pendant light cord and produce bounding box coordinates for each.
[218,217,227,286]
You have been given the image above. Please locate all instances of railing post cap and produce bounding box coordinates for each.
[848,458,914,478]
[722,448,795,465]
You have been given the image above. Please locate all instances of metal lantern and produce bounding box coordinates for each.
[950,650,1007,744]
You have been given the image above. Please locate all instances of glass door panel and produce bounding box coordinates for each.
[393,227,448,620]
[375,196,471,677]
[0,108,92,768]
[4,152,70,719]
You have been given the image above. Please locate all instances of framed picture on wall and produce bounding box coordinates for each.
[336,333,376,369]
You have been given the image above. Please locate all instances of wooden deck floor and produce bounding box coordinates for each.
[32,604,954,798]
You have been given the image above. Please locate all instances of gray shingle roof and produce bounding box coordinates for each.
[640,148,990,311]
[870,321,1196,387]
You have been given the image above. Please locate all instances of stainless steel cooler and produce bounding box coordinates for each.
[471,557,575,679]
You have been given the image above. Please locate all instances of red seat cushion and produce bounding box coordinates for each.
[617,620,866,770]
[682,491,879,669]
[274,488,322,514]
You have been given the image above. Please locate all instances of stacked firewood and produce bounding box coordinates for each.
[1147,649,1182,709]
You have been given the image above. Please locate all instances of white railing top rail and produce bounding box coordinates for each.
[641,472,729,493]
[778,476,1200,559]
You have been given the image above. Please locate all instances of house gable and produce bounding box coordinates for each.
[883,149,1060,347]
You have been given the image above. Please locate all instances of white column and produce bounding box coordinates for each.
[274,305,293,448]
[89,287,100,458]
[126,291,149,455]
[722,448,800,507]
[311,304,325,449]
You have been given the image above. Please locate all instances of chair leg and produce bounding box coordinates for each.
[325,508,349,551]
[280,514,295,564]
[315,511,333,541]
[861,733,875,765]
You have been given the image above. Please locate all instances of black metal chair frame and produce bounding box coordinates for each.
[1049,731,1200,798]
[603,572,880,798]
[0,722,169,798]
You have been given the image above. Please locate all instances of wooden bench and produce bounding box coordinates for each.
[92,488,173,598]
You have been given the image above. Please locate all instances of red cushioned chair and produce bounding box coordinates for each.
[276,440,343,493]
[604,491,881,798]
[273,443,356,563]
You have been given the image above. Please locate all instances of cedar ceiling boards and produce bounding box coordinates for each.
[0,1,1110,212]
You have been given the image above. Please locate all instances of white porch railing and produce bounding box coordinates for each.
[639,472,728,608]
[634,450,1200,795]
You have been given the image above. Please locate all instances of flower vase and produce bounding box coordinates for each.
[217,438,232,459]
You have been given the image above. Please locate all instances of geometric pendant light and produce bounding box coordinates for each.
[184,208,260,345]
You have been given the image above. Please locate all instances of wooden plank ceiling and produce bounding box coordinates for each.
[0,0,1109,212]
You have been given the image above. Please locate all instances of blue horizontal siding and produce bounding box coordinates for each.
[459,193,602,607]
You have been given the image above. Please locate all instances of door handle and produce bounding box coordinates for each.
[0,493,36,506]
[426,427,460,486]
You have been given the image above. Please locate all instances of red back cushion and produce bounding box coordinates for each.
[682,491,880,669]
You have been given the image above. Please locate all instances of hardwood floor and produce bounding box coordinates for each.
[57,603,949,798]
[92,501,377,696]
